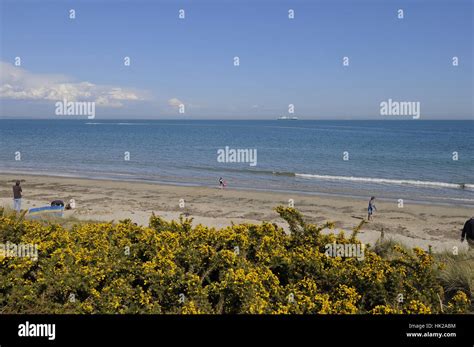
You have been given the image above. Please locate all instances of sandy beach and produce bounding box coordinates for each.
[0,173,471,253]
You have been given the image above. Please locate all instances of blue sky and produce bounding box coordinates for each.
[0,0,472,119]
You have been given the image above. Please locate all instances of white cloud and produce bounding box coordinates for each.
[168,97,184,107]
[0,62,145,107]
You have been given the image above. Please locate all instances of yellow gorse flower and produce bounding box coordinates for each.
[0,206,465,314]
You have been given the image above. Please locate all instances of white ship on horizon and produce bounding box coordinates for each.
[277,115,298,120]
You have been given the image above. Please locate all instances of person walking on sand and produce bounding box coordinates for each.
[461,217,474,248]
[367,196,376,221]
[12,180,22,212]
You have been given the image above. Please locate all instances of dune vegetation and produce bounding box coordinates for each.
[0,206,471,314]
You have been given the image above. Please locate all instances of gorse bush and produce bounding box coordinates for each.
[435,251,474,312]
[0,206,470,314]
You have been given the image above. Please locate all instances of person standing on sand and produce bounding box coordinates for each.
[461,217,474,248]
[12,180,22,212]
[367,196,376,221]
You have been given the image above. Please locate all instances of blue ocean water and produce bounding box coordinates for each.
[0,120,473,206]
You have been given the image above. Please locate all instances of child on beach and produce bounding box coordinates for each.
[367,196,376,221]
[219,177,226,189]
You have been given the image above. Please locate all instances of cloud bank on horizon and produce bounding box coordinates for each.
[0,62,145,108]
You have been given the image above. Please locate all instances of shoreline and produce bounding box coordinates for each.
[1,173,472,253]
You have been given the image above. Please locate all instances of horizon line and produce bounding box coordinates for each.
[0,117,473,121]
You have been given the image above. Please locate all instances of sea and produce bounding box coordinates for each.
[1,119,473,206]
